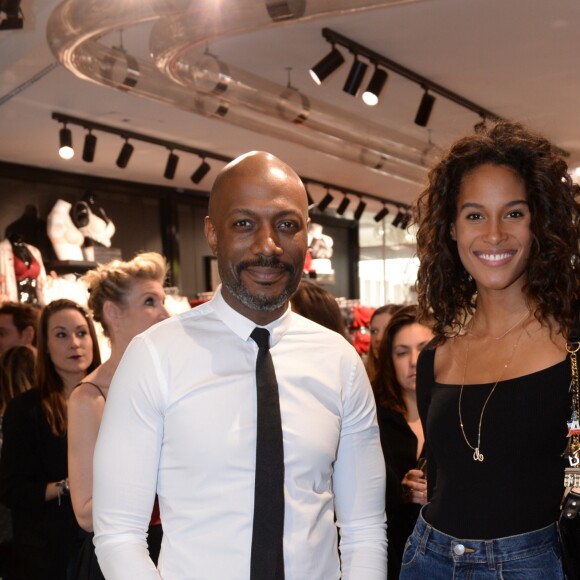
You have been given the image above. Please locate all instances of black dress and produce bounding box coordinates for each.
[376,405,423,579]
[0,389,82,580]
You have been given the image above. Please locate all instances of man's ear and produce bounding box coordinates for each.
[204,216,218,256]
[450,223,457,241]
[21,325,35,347]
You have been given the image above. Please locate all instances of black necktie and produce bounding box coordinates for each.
[249,328,285,580]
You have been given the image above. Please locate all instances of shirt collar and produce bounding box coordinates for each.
[210,286,292,347]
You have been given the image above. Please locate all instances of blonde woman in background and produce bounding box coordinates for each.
[68,252,169,579]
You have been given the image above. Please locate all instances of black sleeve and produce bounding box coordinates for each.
[0,393,49,512]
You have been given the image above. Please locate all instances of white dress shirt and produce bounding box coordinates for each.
[93,288,386,579]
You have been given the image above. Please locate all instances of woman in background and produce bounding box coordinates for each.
[291,279,348,338]
[68,252,168,578]
[371,305,432,578]
[366,303,401,381]
[0,299,100,579]
[401,121,580,578]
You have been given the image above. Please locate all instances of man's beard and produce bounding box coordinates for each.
[219,255,299,313]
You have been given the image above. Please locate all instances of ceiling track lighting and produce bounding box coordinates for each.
[51,112,412,216]
[353,198,367,221]
[342,57,368,96]
[317,188,334,212]
[336,194,351,216]
[318,27,508,130]
[191,158,211,184]
[164,150,179,180]
[414,90,436,127]
[116,139,134,168]
[82,130,97,162]
[309,44,345,85]
[373,205,390,222]
[362,67,388,106]
[58,124,74,160]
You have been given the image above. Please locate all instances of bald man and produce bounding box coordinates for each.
[93,152,387,579]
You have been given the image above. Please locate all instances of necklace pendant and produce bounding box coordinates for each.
[473,448,484,462]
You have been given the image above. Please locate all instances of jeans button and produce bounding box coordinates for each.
[453,543,465,556]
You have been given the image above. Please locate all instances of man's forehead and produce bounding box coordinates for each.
[0,314,16,328]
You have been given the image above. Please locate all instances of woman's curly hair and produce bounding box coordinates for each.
[414,121,580,339]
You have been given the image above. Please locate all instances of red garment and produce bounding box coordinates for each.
[351,330,371,355]
[351,305,375,329]
[13,253,41,280]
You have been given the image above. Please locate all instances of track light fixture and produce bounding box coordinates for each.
[164,150,179,180]
[336,194,351,216]
[343,57,368,96]
[191,158,211,184]
[309,45,345,85]
[373,205,390,222]
[392,210,405,228]
[353,198,367,221]
[116,139,134,168]
[400,212,413,230]
[305,184,315,207]
[318,28,508,130]
[58,124,74,160]
[414,89,436,127]
[362,67,388,106]
[317,188,334,212]
[51,113,414,215]
[82,130,97,162]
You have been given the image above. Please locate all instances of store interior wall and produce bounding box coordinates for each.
[0,162,360,301]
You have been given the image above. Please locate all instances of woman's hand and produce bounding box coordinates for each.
[401,468,428,505]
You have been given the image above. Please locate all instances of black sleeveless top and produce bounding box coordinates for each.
[417,347,570,538]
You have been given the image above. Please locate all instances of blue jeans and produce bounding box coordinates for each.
[399,510,564,579]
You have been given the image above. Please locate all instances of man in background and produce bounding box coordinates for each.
[0,302,38,354]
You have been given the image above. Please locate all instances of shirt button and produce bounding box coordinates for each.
[453,544,465,556]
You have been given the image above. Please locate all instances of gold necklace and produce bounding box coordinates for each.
[467,309,530,341]
[458,326,526,462]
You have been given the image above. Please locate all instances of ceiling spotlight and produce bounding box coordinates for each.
[116,139,134,168]
[343,57,368,96]
[392,210,405,228]
[309,45,345,85]
[353,198,367,221]
[58,125,74,160]
[164,150,179,180]
[336,194,351,216]
[191,158,211,184]
[400,212,413,230]
[415,89,436,127]
[305,184,315,207]
[82,130,97,162]
[0,0,23,30]
[373,205,390,222]
[317,188,334,212]
[362,67,388,106]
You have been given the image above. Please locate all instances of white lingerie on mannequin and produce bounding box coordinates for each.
[47,199,85,261]
[307,223,334,275]
[77,203,116,248]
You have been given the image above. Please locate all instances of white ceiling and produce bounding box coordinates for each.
[1,0,580,217]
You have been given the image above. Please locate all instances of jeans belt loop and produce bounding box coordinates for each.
[418,521,431,555]
[485,540,495,571]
